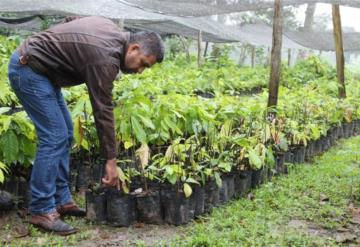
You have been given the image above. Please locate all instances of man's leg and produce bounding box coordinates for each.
[55,91,86,217]
[8,51,77,235]
[54,91,73,207]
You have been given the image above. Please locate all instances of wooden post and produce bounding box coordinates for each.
[304,4,316,31]
[267,0,283,111]
[332,5,346,98]
[267,47,271,67]
[118,18,124,31]
[204,42,209,57]
[179,36,190,62]
[251,46,256,68]
[197,30,203,68]
[287,48,291,67]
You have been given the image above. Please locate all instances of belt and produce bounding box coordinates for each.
[18,48,47,79]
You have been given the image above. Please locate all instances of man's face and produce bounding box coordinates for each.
[123,44,157,74]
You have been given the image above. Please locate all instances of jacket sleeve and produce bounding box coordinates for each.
[82,64,118,160]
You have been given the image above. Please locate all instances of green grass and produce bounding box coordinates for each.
[172,137,360,247]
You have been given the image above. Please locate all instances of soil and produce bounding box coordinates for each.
[287,203,360,246]
[77,224,180,247]
[0,210,182,247]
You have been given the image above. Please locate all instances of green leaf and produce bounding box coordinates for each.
[0,107,10,115]
[163,116,177,131]
[248,148,263,170]
[0,116,12,134]
[73,117,82,147]
[234,137,250,147]
[220,120,232,137]
[81,139,89,150]
[0,161,8,183]
[265,148,275,168]
[183,183,193,198]
[116,167,126,183]
[1,130,19,163]
[131,117,147,143]
[165,145,173,160]
[19,136,36,158]
[122,182,129,194]
[218,162,232,172]
[0,171,4,183]
[124,141,133,149]
[138,115,155,130]
[278,137,288,151]
[167,174,177,185]
[165,165,174,175]
[186,177,200,185]
[214,172,222,188]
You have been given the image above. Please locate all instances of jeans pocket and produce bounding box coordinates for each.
[25,70,56,98]
[8,69,21,90]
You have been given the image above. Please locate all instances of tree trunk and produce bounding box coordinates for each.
[332,5,346,98]
[267,0,283,112]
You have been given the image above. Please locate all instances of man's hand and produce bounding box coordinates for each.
[102,159,120,190]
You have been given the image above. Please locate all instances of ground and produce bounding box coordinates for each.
[1,136,359,247]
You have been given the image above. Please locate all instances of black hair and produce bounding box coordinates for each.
[129,31,165,63]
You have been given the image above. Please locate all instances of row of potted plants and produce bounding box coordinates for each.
[85,120,359,226]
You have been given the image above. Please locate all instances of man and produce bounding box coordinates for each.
[7,16,164,235]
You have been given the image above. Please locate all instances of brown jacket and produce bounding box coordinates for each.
[19,16,129,159]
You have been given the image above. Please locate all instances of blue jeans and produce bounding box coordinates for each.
[8,51,73,215]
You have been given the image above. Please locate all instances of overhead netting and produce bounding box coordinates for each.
[1,0,360,51]
[117,0,360,17]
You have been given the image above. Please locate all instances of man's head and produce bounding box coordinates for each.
[123,31,164,74]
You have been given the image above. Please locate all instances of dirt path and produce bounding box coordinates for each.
[77,223,181,247]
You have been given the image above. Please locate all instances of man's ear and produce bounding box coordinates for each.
[128,43,140,53]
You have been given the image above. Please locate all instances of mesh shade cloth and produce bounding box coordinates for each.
[1,0,360,51]
[119,0,360,17]
[0,16,42,31]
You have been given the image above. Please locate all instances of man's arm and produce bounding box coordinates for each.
[82,64,120,188]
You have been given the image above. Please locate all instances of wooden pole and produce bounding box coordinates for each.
[267,0,283,111]
[304,3,316,31]
[197,30,203,68]
[251,46,256,68]
[332,5,346,98]
[287,48,291,67]
[178,36,190,62]
[204,42,209,57]
[267,47,271,67]
[118,18,124,31]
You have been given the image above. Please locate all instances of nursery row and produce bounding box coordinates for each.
[85,121,360,226]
